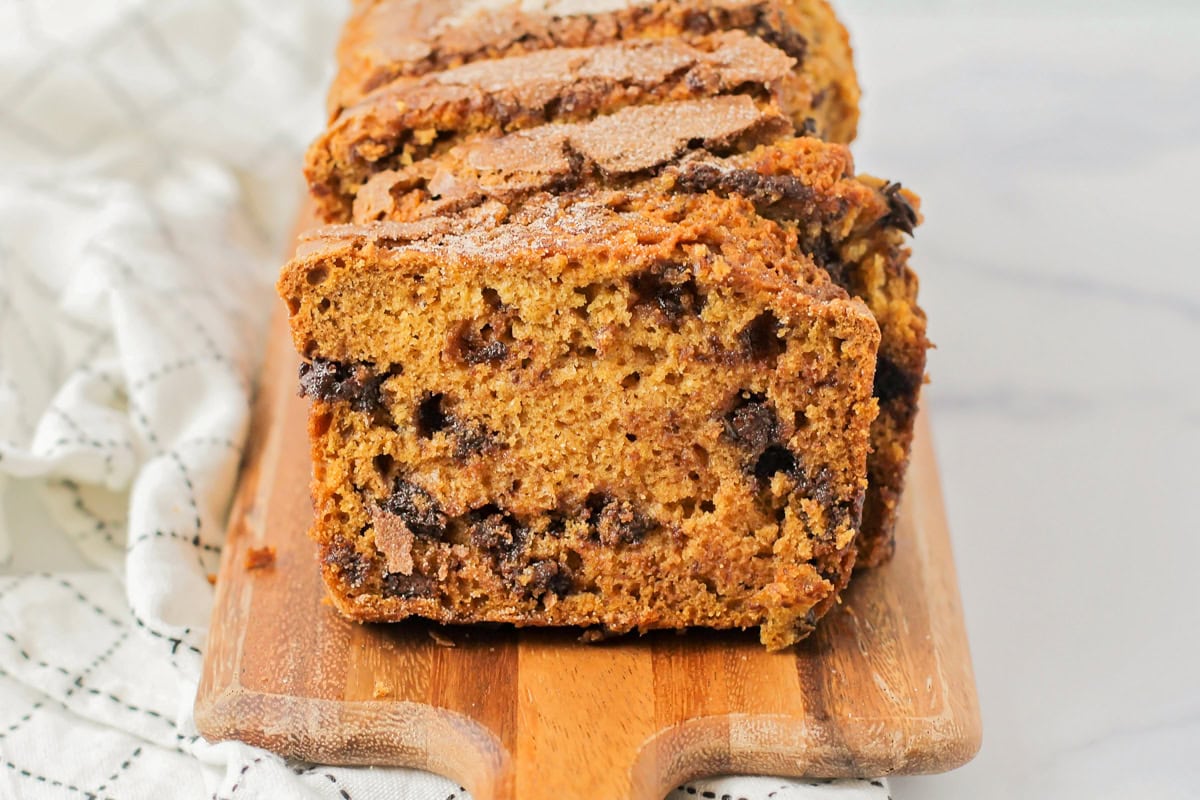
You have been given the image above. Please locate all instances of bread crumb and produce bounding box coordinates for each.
[427,629,455,648]
[373,679,394,699]
[206,573,217,585]
[245,546,276,570]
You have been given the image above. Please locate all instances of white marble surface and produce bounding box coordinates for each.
[3,3,1198,799]
[839,4,1200,798]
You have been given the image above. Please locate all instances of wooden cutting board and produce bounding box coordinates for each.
[196,309,981,800]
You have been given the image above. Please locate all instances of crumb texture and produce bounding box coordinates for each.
[282,0,927,647]
[282,194,880,649]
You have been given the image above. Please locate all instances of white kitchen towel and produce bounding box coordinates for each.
[0,1,890,798]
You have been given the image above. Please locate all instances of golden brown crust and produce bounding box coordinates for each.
[307,30,808,222]
[685,146,927,567]
[351,95,791,221]
[280,192,880,649]
[329,0,859,140]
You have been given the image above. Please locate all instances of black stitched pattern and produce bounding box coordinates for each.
[0,700,44,740]
[3,759,119,800]
[224,756,263,798]
[92,745,143,795]
[56,480,125,550]
[670,780,884,800]
[127,528,221,554]
[64,630,131,699]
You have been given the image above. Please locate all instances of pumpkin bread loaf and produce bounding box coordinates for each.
[349,98,926,566]
[279,192,880,649]
[281,0,927,648]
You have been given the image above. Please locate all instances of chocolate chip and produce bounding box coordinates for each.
[453,319,512,365]
[381,479,447,539]
[523,559,573,599]
[724,394,779,454]
[587,493,653,546]
[751,12,808,62]
[674,163,815,215]
[463,338,509,365]
[723,393,801,485]
[448,416,498,460]
[628,264,704,325]
[468,509,529,560]
[842,489,866,532]
[872,354,920,403]
[381,570,434,598]
[298,358,395,414]
[298,359,338,399]
[881,181,918,235]
[322,540,369,589]
[739,311,786,362]
[804,233,849,288]
[800,464,837,508]
[416,394,499,459]
[682,9,716,34]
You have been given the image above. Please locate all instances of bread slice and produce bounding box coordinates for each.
[329,0,859,141]
[278,191,880,649]
[307,29,814,222]
[346,98,927,566]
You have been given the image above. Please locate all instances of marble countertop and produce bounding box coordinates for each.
[839,4,1200,798]
[3,4,1197,798]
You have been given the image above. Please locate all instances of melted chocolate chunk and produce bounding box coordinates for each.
[465,339,509,364]
[723,393,802,485]
[381,479,447,539]
[751,12,808,62]
[322,540,369,589]
[468,510,529,560]
[464,509,574,598]
[452,324,510,364]
[675,163,816,213]
[447,294,513,365]
[448,416,498,460]
[416,393,499,460]
[881,182,918,235]
[587,494,653,546]
[523,559,573,599]
[382,570,434,598]
[873,354,920,403]
[724,394,779,453]
[799,464,836,508]
[299,358,394,414]
[682,8,716,34]
[803,233,850,288]
[628,264,704,324]
[843,490,866,531]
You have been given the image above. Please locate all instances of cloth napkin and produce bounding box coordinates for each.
[0,1,891,798]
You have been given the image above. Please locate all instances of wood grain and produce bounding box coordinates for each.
[196,224,981,796]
